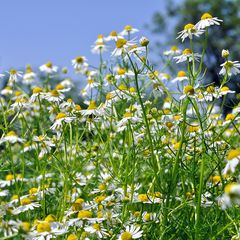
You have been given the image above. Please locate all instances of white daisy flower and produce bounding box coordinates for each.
[0,131,25,144]
[117,111,141,132]
[12,198,41,215]
[195,12,223,30]
[22,65,36,85]
[118,225,143,240]
[177,23,204,42]
[104,31,123,42]
[174,48,201,63]
[163,46,181,56]
[91,41,108,54]
[50,112,76,131]
[172,70,188,83]
[72,56,88,73]
[7,69,23,86]
[1,86,13,96]
[84,223,110,238]
[44,89,65,103]
[111,38,135,57]
[119,25,139,36]
[222,149,240,175]
[39,62,58,74]
[219,60,240,76]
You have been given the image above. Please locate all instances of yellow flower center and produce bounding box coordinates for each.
[118,68,126,75]
[78,210,92,219]
[92,223,101,230]
[211,175,221,184]
[95,195,106,204]
[106,92,114,100]
[6,131,17,137]
[50,89,60,97]
[177,71,186,77]
[121,232,133,240]
[75,104,82,111]
[29,188,38,195]
[45,214,56,222]
[87,79,95,84]
[56,112,66,120]
[37,221,51,233]
[224,182,237,194]
[67,98,73,103]
[55,84,64,90]
[9,69,17,75]
[201,12,213,20]
[170,46,178,51]
[183,48,192,55]
[206,86,214,93]
[98,34,104,39]
[227,149,240,160]
[188,125,199,132]
[124,25,133,31]
[21,222,31,232]
[87,100,97,110]
[123,112,133,118]
[32,87,43,94]
[15,91,22,97]
[67,234,78,240]
[138,194,148,202]
[45,62,53,68]
[116,39,127,48]
[98,183,106,191]
[183,85,194,95]
[25,65,33,73]
[220,86,230,92]
[6,174,14,181]
[129,87,136,93]
[144,213,151,221]
[110,31,118,36]
[184,23,195,30]
[118,83,127,91]
[75,56,84,64]
[20,198,31,205]
[225,113,235,121]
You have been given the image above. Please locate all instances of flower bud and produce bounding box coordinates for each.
[222,49,229,58]
[139,37,149,47]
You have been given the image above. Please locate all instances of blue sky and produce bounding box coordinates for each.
[0,0,166,73]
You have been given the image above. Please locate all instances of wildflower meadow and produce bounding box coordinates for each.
[1,12,240,239]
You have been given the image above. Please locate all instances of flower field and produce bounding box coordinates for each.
[1,12,240,239]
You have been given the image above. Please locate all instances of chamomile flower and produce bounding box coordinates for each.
[177,23,204,42]
[22,65,36,85]
[1,86,13,96]
[91,42,108,54]
[72,56,88,73]
[83,79,100,92]
[105,31,123,42]
[112,38,135,57]
[222,149,240,175]
[0,131,25,144]
[117,111,141,132]
[120,25,139,36]
[163,46,181,56]
[174,48,201,63]
[84,223,110,238]
[45,89,65,103]
[7,69,23,86]
[39,61,58,74]
[180,85,197,100]
[118,225,143,240]
[195,12,223,30]
[12,197,41,215]
[81,100,103,116]
[30,87,45,103]
[50,112,76,131]
[219,60,240,76]
[172,70,188,83]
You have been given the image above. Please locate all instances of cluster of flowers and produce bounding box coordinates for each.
[0,12,240,239]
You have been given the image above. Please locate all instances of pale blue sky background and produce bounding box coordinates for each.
[0,0,166,72]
